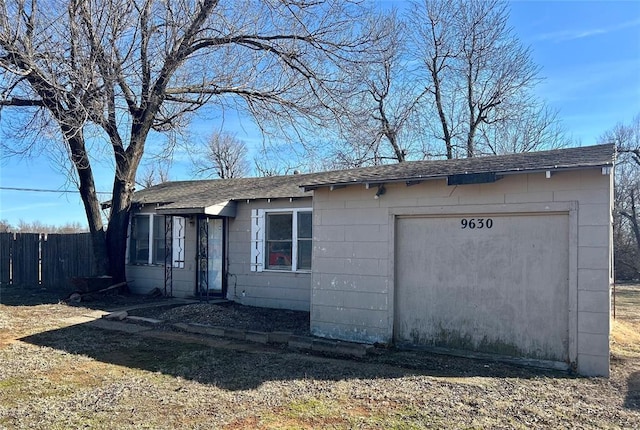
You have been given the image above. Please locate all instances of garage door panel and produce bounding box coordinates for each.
[395,213,569,362]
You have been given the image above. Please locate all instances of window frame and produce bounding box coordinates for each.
[265,212,294,271]
[296,211,312,271]
[128,214,185,267]
[151,214,166,265]
[251,208,312,273]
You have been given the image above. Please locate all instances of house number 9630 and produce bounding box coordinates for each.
[460,218,493,229]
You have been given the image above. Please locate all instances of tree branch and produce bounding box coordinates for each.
[0,97,45,107]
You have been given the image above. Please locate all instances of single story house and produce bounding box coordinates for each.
[125,143,615,376]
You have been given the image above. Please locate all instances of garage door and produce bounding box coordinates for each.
[394,212,569,362]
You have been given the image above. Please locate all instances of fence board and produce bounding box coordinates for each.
[2,232,98,290]
[0,232,13,285]
[41,233,95,288]
[12,233,41,287]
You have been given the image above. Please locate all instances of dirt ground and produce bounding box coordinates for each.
[129,301,312,335]
[0,283,638,429]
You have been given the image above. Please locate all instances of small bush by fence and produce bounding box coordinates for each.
[0,232,96,289]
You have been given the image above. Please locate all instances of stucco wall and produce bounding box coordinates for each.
[310,168,612,376]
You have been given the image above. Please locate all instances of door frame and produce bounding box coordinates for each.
[196,216,227,299]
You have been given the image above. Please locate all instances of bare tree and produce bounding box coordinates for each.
[192,131,248,179]
[480,102,569,155]
[14,220,88,233]
[410,0,459,159]
[602,114,640,280]
[0,0,383,281]
[252,139,331,176]
[137,161,170,188]
[409,0,562,158]
[0,219,12,232]
[329,12,426,167]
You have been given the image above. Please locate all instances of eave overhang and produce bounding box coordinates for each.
[300,162,613,192]
[156,200,237,217]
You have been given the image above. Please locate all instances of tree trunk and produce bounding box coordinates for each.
[431,61,452,159]
[629,190,640,256]
[105,201,131,284]
[467,124,476,158]
[105,155,140,283]
[105,126,148,283]
[66,131,109,276]
[466,70,476,158]
[377,99,405,163]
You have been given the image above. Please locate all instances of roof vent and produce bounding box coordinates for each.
[293,170,300,175]
[447,172,499,186]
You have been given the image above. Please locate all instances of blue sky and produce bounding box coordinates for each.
[1,0,639,227]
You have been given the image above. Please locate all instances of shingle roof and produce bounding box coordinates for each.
[299,143,615,190]
[131,172,320,211]
[131,143,615,210]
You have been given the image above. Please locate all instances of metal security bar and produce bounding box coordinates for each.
[164,216,173,297]
[197,216,209,301]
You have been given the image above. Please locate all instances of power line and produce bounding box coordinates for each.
[0,186,112,195]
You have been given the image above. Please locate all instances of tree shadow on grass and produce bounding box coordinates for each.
[0,284,168,310]
[0,285,63,306]
[19,321,578,393]
[626,371,640,410]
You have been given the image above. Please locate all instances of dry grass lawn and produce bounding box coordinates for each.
[611,284,640,358]
[0,284,638,429]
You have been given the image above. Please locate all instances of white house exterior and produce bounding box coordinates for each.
[124,144,615,376]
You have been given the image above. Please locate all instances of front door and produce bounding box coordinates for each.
[197,217,224,298]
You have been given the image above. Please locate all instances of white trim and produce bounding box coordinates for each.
[250,209,264,272]
[261,207,312,273]
[128,213,166,266]
[172,216,186,268]
[260,207,312,213]
[292,211,299,272]
[148,214,155,265]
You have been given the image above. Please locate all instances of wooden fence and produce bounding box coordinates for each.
[0,232,96,289]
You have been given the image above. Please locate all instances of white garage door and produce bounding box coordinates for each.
[394,212,570,362]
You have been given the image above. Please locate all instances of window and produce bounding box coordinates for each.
[250,208,312,272]
[129,214,185,266]
[130,215,153,265]
[152,215,166,264]
[297,211,312,270]
[266,213,293,270]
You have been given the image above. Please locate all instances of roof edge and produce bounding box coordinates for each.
[301,144,615,191]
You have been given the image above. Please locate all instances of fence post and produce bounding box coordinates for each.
[0,232,13,286]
